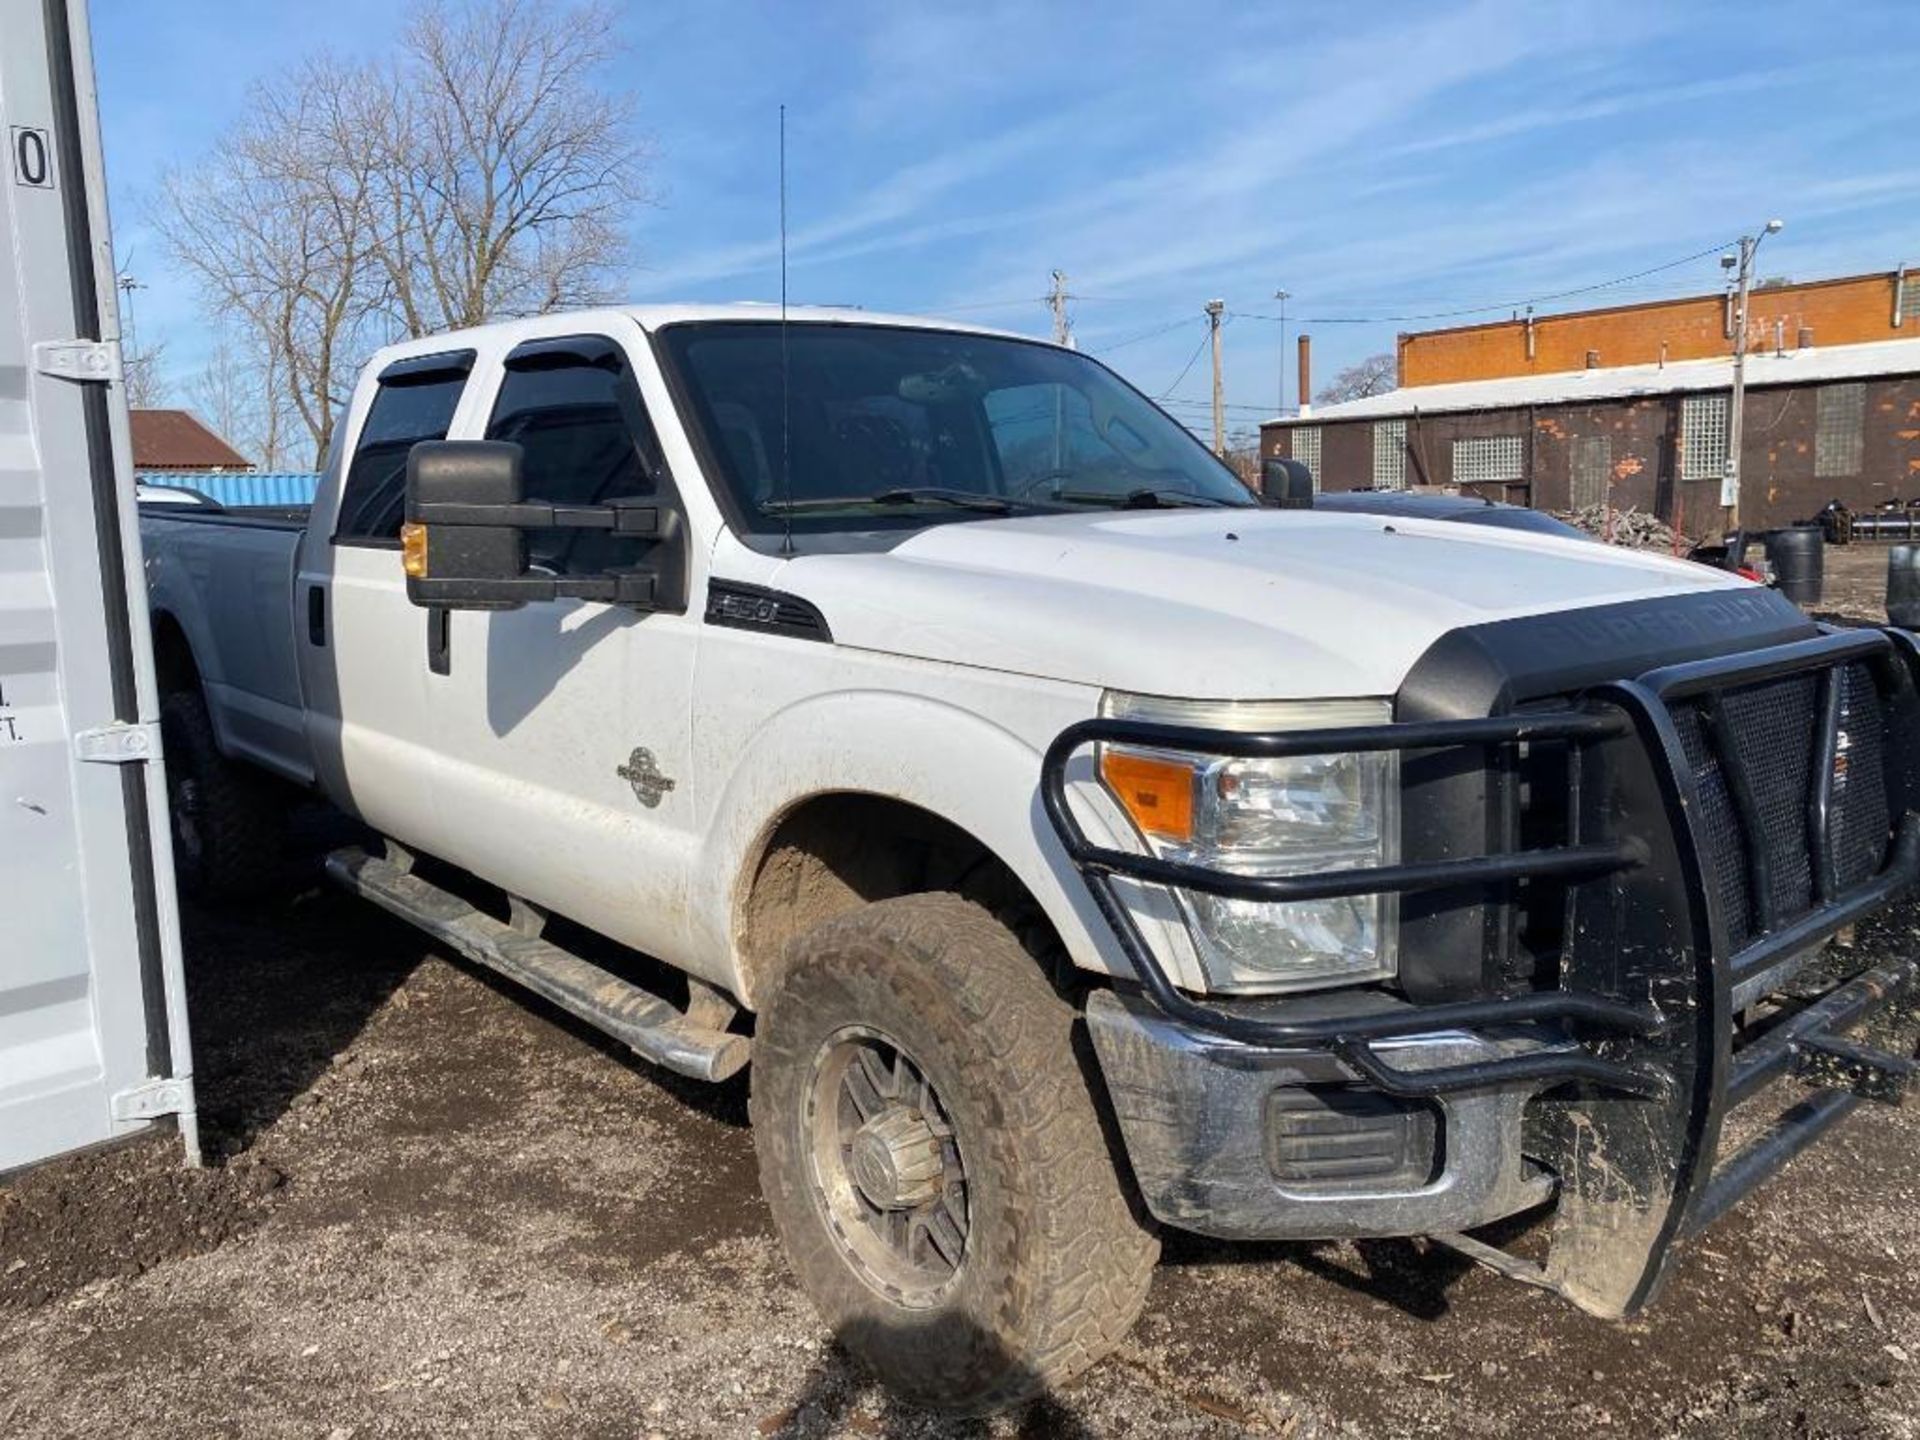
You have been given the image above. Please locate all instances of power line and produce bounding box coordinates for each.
[1227,239,1739,327]
[1161,397,1274,414]
[1092,316,1195,354]
[1156,329,1212,399]
[932,294,1047,313]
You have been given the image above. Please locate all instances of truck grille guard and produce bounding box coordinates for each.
[1042,624,1920,1315]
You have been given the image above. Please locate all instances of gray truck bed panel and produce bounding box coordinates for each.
[142,509,314,784]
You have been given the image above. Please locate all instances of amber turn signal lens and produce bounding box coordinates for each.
[1099,749,1196,843]
[400,522,429,578]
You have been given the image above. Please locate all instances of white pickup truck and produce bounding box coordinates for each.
[141,305,1920,1411]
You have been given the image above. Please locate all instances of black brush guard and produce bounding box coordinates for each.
[1042,625,1920,1316]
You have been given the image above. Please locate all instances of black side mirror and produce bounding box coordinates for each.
[402,440,688,612]
[404,441,530,609]
[1261,457,1314,509]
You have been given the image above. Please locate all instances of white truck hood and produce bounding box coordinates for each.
[773,508,1750,700]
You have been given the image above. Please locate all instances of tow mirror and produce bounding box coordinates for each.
[404,441,529,609]
[1261,457,1314,509]
[402,440,687,612]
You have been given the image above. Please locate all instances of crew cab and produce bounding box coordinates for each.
[141,305,1920,1412]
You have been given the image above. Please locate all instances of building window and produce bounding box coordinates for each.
[1815,382,1866,478]
[1902,277,1920,323]
[1291,426,1321,488]
[1680,392,1729,482]
[1571,435,1612,510]
[1372,419,1406,490]
[1451,434,1524,485]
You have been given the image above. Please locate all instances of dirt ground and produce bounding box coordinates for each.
[1819,542,1894,624]
[4,545,1918,1439]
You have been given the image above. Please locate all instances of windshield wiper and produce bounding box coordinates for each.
[1050,487,1234,510]
[762,487,1016,515]
[872,486,1016,513]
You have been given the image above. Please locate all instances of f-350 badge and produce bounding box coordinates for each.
[617,747,676,808]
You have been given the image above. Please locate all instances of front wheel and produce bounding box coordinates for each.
[750,894,1157,1413]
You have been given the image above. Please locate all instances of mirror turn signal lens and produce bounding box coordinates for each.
[1099,749,1196,843]
[400,522,429,578]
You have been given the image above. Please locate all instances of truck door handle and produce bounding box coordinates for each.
[307,584,326,646]
[427,606,451,676]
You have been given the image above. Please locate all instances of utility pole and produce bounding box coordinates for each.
[1047,269,1073,349]
[1722,218,1784,534]
[1206,299,1226,457]
[1273,289,1290,418]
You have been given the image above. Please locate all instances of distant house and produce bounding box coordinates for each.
[130,409,253,473]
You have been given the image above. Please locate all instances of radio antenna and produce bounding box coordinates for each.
[778,104,794,558]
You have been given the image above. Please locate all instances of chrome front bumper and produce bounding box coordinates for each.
[1085,988,1557,1241]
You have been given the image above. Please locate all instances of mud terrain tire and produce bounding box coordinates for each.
[750,893,1157,1413]
[160,689,285,900]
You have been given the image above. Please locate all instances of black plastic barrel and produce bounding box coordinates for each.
[1764,525,1824,608]
[1889,545,1920,628]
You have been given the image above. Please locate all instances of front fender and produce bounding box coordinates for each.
[689,686,1198,1008]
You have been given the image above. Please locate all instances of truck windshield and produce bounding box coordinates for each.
[656,321,1255,538]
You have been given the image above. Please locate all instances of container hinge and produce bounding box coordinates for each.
[74,719,160,765]
[34,338,123,385]
[111,1076,194,1123]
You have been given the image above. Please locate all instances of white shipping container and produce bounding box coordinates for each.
[0,0,196,1172]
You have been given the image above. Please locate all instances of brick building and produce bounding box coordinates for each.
[1261,265,1920,531]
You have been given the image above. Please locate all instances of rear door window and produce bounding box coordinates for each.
[334,352,475,544]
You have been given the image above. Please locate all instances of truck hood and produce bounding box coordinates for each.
[772,508,1752,700]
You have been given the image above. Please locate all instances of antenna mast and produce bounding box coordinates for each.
[778,105,793,557]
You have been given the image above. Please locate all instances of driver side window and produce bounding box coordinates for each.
[485,339,664,578]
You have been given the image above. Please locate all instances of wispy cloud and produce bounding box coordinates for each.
[94,0,1920,430]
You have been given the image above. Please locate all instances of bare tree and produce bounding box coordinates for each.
[159,56,387,465]
[158,0,650,462]
[191,328,295,470]
[1222,427,1262,492]
[1316,352,1397,405]
[123,338,169,409]
[374,0,649,333]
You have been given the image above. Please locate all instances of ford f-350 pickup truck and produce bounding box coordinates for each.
[141,305,1920,1412]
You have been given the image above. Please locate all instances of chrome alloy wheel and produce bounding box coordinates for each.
[804,1026,970,1308]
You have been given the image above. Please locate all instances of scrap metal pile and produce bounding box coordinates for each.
[1553,503,1693,553]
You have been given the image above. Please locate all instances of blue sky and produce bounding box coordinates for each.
[93,0,1919,438]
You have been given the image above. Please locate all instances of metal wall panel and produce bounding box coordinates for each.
[0,0,196,1173]
[139,471,321,509]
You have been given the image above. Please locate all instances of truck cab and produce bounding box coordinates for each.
[141,304,1920,1413]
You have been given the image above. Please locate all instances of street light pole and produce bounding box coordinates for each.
[1723,218,1783,534]
[1273,288,1290,417]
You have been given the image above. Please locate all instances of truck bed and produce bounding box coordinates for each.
[141,505,314,784]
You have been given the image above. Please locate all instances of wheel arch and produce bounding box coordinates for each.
[150,608,202,698]
[731,790,1068,1009]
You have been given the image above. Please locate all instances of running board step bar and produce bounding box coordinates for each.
[325,846,749,1082]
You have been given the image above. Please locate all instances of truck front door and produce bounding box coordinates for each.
[423,327,702,966]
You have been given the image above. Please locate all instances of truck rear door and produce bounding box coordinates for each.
[0,0,197,1172]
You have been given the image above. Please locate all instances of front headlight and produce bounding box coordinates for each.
[1098,693,1399,994]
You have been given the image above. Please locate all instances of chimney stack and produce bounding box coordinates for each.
[1297,333,1312,416]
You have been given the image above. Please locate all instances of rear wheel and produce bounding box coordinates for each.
[750,893,1157,1413]
[160,690,285,900]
